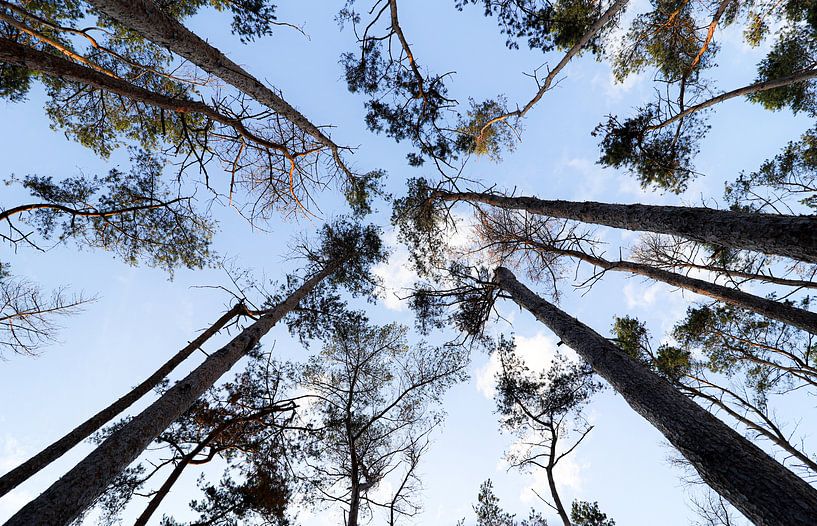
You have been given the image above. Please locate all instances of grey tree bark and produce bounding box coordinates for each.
[493,266,817,526]
[85,0,352,176]
[0,303,246,498]
[4,263,339,526]
[438,190,817,263]
[537,245,817,334]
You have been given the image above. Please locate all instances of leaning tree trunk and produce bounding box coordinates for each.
[549,246,817,334]
[546,434,571,526]
[493,266,817,526]
[85,0,349,171]
[133,404,287,526]
[438,190,817,263]
[0,303,246,498]
[4,263,340,526]
[0,38,292,156]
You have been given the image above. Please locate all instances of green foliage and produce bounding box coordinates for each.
[408,263,498,342]
[93,355,297,525]
[748,29,817,116]
[339,5,515,166]
[494,335,601,433]
[459,479,548,526]
[179,463,291,526]
[455,0,612,56]
[594,110,705,193]
[344,169,385,217]
[612,316,690,382]
[279,219,386,342]
[571,500,616,526]
[611,315,649,362]
[301,318,467,521]
[455,97,517,161]
[42,49,197,159]
[0,62,31,102]
[339,23,459,165]
[312,219,386,295]
[671,301,815,401]
[784,0,817,35]
[726,124,817,212]
[392,178,450,277]
[13,151,215,273]
[612,0,706,83]
[654,344,692,383]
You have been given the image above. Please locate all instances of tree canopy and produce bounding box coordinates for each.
[1,0,816,525]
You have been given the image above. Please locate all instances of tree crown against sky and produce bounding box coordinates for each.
[1,0,817,524]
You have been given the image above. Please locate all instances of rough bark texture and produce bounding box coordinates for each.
[440,191,817,263]
[5,265,337,526]
[493,266,817,526]
[0,304,245,498]
[557,248,817,334]
[85,0,346,167]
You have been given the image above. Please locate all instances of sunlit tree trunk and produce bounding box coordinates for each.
[4,263,340,526]
[86,0,350,173]
[0,38,292,156]
[438,190,817,263]
[493,266,817,526]
[0,303,246,498]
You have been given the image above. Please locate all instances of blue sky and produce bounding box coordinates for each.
[1,1,815,524]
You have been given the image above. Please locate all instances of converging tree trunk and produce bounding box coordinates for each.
[4,263,340,526]
[438,190,817,263]
[493,266,817,526]
[0,303,246,498]
[0,38,294,157]
[534,244,817,334]
[86,0,350,173]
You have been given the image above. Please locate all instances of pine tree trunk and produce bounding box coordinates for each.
[133,439,209,526]
[132,404,284,526]
[439,191,817,263]
[546,431,571,526]
[0,38,291,156]
[4,264,338,526]
[551,247,817,334]
[0,304,245,498]
[85,0,343,163]
[493,266,817,526]
[348,481,361,526]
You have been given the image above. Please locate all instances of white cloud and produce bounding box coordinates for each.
[475,332,578,399]
[561,157,662,202]
[373,212,477,312]
[0,435,26,472]
[496,429,588,504]
[519,452,587,505]
[373,242,416,312]
[0,436,31,522]
[592,69,646,103]
[623,281,661,309]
